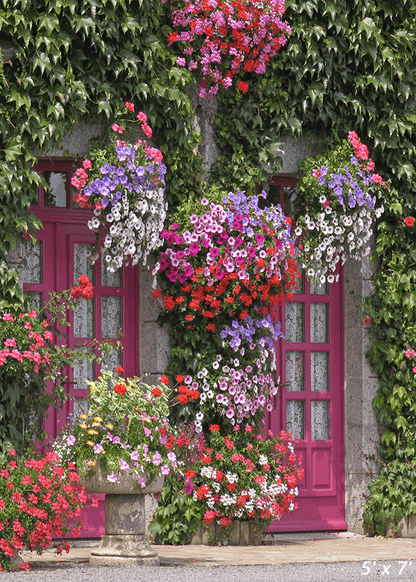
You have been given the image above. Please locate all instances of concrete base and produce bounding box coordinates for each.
[90,534,159,566]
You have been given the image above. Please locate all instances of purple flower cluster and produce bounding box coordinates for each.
[220,313,284,351]
[317,160,376,211]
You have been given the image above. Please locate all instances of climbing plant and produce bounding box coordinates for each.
[0,0,202,300]
[3,0,416,528]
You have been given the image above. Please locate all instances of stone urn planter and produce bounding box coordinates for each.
[80,463,164,566]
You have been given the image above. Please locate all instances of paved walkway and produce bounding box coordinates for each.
[20,532,416,567]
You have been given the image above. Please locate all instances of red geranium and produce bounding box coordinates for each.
[114,384,127,396]
[405,216,415,227]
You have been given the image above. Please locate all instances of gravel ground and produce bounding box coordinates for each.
[4,561,416,582]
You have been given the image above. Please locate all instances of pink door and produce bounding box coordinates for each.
[23,160,140,536]
[264,178,347,532]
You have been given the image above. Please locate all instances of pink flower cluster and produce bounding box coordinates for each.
[348,130,384,186]
[1,311,51,373]
[169,0,291,97]
[157,193,295,289]
[0,449,90,572]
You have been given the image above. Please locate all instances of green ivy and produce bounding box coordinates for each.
[0,0,201,300]
[363,460,416,535]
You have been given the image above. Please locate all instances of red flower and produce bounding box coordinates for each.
[115,365,124,374]
[160,376,169,385]
[178,394,189,404]
[364,316,371,324]
[151,388,162,397]
[152,289,162,298]
[209,424,220,432]
[176,374,185,383]
[114,384,127,396]
[405,216,415,227]
[238,81,249,93]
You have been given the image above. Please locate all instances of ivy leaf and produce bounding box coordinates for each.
[358,17,377,40]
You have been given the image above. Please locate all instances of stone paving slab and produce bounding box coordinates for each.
[19,532,416,567]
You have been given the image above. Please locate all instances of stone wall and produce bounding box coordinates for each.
[343,254,380,533]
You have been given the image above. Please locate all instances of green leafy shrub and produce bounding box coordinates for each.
[363,460,416,536]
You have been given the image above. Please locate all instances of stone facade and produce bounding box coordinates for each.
[19,101,380,535]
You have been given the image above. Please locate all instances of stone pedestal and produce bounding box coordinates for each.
[80,467,163,566]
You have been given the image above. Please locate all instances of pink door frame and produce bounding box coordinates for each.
[26,160,140,537]
[264,176,347,532]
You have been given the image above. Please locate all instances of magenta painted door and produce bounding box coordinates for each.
[24,160,140,537]
[264,178,346,532]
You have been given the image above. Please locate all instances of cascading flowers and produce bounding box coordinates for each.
[153,190,299,429]
[71,103,167,273]
[295,131,386,284]
[169,0,291,97]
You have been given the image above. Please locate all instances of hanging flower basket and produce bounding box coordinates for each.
[169,0,292,97]
[295,131,386,284]
[71,104,167,273]
[152,189,300,430]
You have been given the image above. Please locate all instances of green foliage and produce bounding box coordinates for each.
[213,0,416,198]
[363,460,416,536]
[149,473,203,544]
[0,0,201,299]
